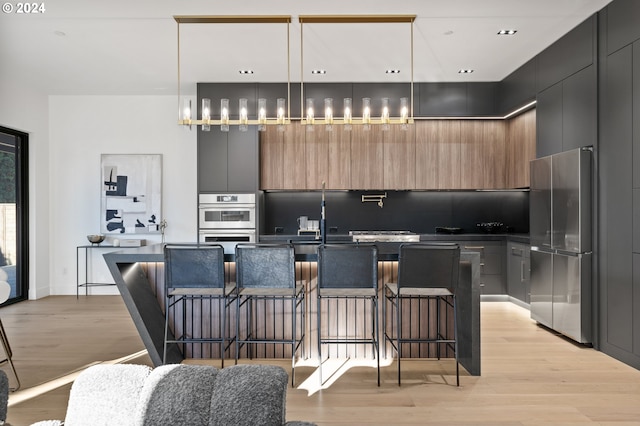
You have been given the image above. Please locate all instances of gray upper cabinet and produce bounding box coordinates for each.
[537,16,595,93]
[497,58,537,115]
[536,82,563,157]
[606,0,640,55]
[562,65,597,151]
[417,82,498,117]
[198,127,258,193]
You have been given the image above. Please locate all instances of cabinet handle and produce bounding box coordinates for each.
[520,260,525,282]
[511,247,523,256]
[464,246,485,250]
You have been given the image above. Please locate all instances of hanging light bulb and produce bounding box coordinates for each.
[362,97,371,131]
[277,98,286,132]
[400,97,409,130]
[181,98,192,126]
[220,98,229,132]
[258,98,267,132]
[201,98,211,132]
[343,98,352,131]
[324,98,333,131]
[306,98,315,132]
[239,98,248,132]
[381,97,390,131]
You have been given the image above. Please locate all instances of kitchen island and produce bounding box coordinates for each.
[104,242,481,376]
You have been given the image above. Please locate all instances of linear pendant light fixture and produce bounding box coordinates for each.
[298,15,415,132]
[174,14,415,132]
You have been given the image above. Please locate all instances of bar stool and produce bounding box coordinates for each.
[234,243,305,385]
[317,244,379,386]
[163,244,235,366]
[383,243,461,386]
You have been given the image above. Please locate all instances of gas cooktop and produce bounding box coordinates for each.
[349,231,420,242]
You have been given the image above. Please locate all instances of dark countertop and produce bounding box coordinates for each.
[261,233,530,244]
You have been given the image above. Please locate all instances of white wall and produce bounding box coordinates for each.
[49,95,197,295]
[0,80,51,299]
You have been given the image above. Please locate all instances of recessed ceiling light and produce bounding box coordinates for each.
[311,69,327,75]
[238,70,254,74]
[458,69,474,74]
[497,29,517,35]
[385,69,400,74]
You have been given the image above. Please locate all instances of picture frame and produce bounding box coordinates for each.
[100,154,162,234]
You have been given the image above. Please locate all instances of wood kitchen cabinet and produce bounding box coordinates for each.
[415,120,461,189]
[259,123,306,190]
[460,121,506,189]
[506,108,536,188]
[305,124,352,190]
[350,124,384,189]
[259,113,534,191]
[383,124,416,189]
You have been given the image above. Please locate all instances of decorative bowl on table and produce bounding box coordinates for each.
[87,234,106,245]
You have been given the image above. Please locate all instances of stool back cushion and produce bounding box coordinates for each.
[209,364,288,426]
[164,245,225,289]
[398,244,461,290]
[236,244,295,289]
[318,244,378,289]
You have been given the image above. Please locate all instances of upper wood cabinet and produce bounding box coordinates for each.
[259,112,535,190]
[415,121,461,190]
[459,121,506,189]
[506,108,536,188]
[383,125,416,190]
[350,125,384,190]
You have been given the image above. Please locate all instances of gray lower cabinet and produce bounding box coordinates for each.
[460,241,506,295]
[507,242,531,303]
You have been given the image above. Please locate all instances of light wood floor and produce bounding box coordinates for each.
[1,296,640,425]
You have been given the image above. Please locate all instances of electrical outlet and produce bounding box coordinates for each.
[329,226,338,233]
[275,227,284,234]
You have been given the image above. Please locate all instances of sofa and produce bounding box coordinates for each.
[29,363,314,426]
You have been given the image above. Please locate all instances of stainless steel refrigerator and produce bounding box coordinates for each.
[529,147,592,344]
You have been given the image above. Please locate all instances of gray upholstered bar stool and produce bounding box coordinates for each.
[163,244,235,366]
[317,244,380,386]
[234,243,305,385]
[383,243,461,386]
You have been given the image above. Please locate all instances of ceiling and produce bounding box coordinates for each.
[0,0,612,96]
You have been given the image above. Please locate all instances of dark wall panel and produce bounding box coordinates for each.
[562,65,597,151]
[536,82,563,157]
[607,0,640,55]
[262,191,529,236]
[634,189,640,254]
[227,127,258,192]
[497,58,537,115]
[603,45,634,352]
[634,42,640,188]
[466,82,498,116]
[537,16,595,92]
[418,83,467,116]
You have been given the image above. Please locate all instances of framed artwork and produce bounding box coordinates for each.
[100,154,162,234]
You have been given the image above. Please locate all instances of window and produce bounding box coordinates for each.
[0,126,28,304]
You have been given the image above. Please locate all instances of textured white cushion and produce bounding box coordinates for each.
[63,364,152,426]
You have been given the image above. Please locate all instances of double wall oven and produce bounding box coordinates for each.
[198,193,256,253]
